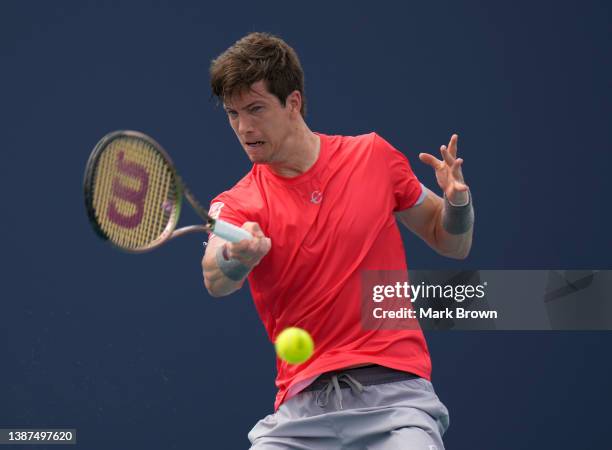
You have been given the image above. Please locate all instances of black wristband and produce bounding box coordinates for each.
[215,245,250,281]
[442,192,474,235]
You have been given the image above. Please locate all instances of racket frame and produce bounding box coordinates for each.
[84,130,186,253]
[84,130,250,253]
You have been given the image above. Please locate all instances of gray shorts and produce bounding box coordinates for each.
[248,371,450,450]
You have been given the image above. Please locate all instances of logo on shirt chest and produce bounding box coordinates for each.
[310,190,323,204]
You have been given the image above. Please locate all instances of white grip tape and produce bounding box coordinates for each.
[213,220,252,242]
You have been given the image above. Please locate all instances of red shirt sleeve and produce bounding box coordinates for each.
[373,133,423,211]
[207,191,249,237]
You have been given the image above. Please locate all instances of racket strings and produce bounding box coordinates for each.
[141,139,163,242]
[92,136,176,249]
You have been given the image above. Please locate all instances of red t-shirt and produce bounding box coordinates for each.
[209,132,431,410]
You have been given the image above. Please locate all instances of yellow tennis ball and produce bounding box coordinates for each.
[275,327,314,364]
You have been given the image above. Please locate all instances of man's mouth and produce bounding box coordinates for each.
[245,140,265,148]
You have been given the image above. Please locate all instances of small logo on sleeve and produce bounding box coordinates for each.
[209,202,225,219]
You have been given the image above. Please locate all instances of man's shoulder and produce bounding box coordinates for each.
[211,169,257,204]
[322,131,379,157]
[209,168,270,224]
[323,132,396,164]
[324,131,377,146]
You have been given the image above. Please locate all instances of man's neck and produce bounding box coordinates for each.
[268,126,320,178]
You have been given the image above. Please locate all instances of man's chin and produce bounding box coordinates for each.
[245,150,269,164]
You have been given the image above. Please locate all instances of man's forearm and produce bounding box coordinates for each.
[203,265,245,297]
[202,224,271,297]
[203,246,250,297]
[432,194,474,259]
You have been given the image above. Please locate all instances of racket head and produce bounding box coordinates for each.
[83,130,183,252]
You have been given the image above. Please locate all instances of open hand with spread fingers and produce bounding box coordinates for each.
[419,134,470,206]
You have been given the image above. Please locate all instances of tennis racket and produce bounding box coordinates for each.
[83,130,251,253]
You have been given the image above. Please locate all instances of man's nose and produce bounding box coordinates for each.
[237,116,254,135]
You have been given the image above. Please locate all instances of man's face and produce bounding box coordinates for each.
[223,80,297,164]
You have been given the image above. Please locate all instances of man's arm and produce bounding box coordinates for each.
[396,133,474,260]
[202,222,271,297]
[396,186,473,259]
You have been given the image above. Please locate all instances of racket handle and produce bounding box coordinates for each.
[213,220,253,242]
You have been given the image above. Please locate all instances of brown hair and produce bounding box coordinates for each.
[210,32,307,117]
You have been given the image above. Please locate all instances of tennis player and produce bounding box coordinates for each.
[202,32,474,450]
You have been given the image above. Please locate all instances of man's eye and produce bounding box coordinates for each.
[227,111,238,118]
[250,106,262,113]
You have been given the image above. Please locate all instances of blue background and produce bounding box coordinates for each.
[2,0,611,448]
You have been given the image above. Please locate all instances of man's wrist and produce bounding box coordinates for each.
[446,190,470,207]
[442,192,474,234]
[216,244,251,281]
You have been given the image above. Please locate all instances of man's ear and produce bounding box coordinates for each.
[287,90,302,114]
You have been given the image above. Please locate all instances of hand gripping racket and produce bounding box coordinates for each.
[83,130,252,253]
